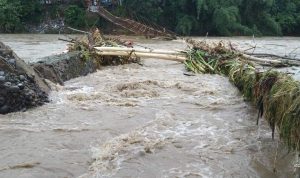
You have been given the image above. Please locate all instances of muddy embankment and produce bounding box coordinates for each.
[0,31,137,114]
[0,41,100,114]
[0,42,49,114]
[32,51,98,85]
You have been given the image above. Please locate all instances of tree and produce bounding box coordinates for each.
[176,15,197,35]
[20,0,42,24]
[1,0,299,35]
[0,0,22,32]
[64,5,86,28]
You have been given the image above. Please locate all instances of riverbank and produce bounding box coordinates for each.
[0,30,141,114]
[0,41,49,114]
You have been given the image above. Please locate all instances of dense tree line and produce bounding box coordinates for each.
[0,0,89,33]
[0,0,299,36]
[121,0,300,36]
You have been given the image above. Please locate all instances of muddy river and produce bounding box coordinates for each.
[0,35,299,178]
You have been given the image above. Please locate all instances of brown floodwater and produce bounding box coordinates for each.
[0,34,299,178]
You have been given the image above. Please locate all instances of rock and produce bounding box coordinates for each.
[8,85,20,93]
[0,105,9,114]
[3,82,12,88]
[0,76,5,83]
[0,71,4,76]
[0,97,5,106]
[19,75,26,81]
[18,83,25,90]
[8,58,16,66]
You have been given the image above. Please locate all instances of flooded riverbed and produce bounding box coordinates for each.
[0,35,299,178]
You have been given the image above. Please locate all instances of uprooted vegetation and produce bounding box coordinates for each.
[33,28,140,85]
[185,39,300,151]
[68,28,140,66]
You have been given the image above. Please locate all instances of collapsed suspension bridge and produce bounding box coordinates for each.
[87,5,177,39]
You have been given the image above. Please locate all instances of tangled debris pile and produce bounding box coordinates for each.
[0,42,49,114]
[185,39,300,151]
[1,28,140,114]
[33,28,140,85]
[68,28,140,66]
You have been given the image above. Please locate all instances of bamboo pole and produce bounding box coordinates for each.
[245,52,300,61]
[94,46,289,65]
[95,51,186,62]
[94,46,184,55]
[241,54,284,65]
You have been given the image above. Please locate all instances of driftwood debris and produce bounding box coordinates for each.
[93,38,299,66]
[186,38,300,67]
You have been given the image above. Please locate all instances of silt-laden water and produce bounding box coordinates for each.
[0,35,298,178]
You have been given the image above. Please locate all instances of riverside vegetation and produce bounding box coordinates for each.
[185,39,300,151]
[0,0,300,36]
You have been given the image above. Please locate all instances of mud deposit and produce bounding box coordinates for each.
[0,35,298,178]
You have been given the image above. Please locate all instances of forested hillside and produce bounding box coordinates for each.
[121,0,300,36]
[0,0,299,36]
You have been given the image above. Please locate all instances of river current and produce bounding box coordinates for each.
[0,34,299,178]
